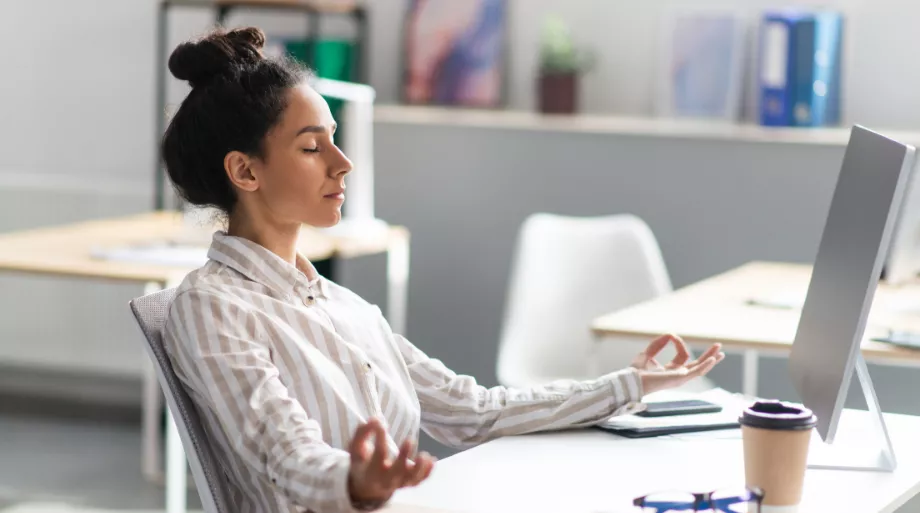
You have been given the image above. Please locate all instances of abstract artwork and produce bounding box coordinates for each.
[402,0,507,108]
[655,11,747,120]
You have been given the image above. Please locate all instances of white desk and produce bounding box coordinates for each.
[392,408,920,513]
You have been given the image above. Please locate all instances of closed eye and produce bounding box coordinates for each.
[302,147,320,153]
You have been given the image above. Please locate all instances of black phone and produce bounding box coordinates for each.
[635,399,723,417]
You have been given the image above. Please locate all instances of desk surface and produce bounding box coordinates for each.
[0,212,406,285]
[591,261,920,365]
[392,408,920,513]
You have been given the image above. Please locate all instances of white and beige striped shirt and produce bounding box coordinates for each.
[164,231,644,513]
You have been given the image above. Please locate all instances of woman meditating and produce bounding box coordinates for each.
[161,26,724,513]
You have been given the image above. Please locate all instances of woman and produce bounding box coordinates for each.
[161,27,725,513]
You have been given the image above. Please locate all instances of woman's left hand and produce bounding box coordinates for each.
[632,334,725,395]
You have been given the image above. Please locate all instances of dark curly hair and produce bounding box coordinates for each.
[161,26,311,215]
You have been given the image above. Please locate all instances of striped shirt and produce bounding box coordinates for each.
[163,231,644,513]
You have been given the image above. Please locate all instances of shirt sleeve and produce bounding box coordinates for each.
[164,288,362,513]
[392,333,644,449]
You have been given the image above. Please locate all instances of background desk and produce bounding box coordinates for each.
[0,211,409,510]
[591,261,920,396]
[392,408,920,513]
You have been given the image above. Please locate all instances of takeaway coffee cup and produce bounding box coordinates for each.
[739,400,817,510]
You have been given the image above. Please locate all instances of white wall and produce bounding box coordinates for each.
[0,1,159,193]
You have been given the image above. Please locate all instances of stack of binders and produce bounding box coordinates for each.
[758,10,844,127]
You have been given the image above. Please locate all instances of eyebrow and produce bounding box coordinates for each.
[296,123,337,136]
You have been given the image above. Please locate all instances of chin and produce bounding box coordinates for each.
[309,212,342,229]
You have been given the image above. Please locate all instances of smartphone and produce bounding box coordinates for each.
[635,399,723,417]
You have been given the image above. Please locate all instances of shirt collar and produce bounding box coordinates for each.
[207,231,328,298]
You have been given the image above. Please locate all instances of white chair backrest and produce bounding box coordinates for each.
[130,288,231,513]
[496,213,673,388]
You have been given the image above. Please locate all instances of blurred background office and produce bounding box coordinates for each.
[3,0,920,511]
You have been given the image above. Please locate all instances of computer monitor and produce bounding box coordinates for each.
[883,154,920,285]
[788,125,915,471]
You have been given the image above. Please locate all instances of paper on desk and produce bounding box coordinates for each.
[599,408,739,431]
[91,243,209,268]
[599,388,750,431]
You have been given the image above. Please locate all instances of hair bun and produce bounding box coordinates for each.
[168,27,266,88]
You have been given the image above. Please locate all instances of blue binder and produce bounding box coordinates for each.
[759,11,808,126]
[790,17,817,126]
[808,12,843,126]
[758,10,843,127]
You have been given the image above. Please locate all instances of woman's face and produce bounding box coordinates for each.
[249,83,353,228]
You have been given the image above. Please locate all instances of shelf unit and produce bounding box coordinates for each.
[153,0,369,210]
[373,104,920,148]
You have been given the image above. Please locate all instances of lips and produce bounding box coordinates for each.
[324,190,345,199]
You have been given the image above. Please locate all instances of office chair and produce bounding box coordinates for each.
[496,213,714,390]
[130,288,231,513]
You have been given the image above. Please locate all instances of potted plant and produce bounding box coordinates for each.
[537,16,594,114]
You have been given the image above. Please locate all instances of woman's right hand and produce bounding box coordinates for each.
[347,418,436,506]
[632,334,725,395]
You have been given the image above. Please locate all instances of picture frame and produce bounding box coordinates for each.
[654,9,748,121]
[400,0,508,108]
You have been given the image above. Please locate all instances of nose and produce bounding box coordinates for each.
[329,143,353,178]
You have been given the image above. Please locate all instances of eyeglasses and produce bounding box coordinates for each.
[632,486,764,513]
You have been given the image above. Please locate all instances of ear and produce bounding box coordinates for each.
[223,151,260,193]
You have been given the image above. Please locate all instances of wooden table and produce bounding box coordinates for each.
[0,211,410,511]
[591,261,920,396]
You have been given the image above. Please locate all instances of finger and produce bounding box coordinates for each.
[686,355,719,378]
[388,440,414,488]
[424,456,436,480]
[404,452,431,487]
[645,334,688,367]
[642,334,674,358]
[368,419,390,471]
[648,358,665,371]
[631,353,650,369]
[665,335,691,369]
[405,453,435,487]
[685,343,722,368]
[690,349,725,371]
[349,422,375,465]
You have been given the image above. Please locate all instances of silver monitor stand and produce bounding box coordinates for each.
[803,354,896,471]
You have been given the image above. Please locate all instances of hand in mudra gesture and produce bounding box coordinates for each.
[347,418,436,506]
[632,334,725,395]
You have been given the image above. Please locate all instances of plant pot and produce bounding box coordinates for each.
[538,71,579,114]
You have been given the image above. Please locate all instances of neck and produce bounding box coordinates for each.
[227,208,301,268]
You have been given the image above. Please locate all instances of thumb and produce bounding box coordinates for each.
[349,421,375,464]
[632,351,651,366]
